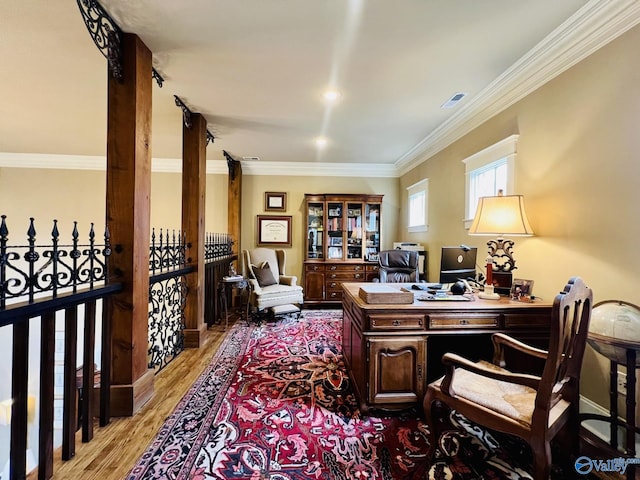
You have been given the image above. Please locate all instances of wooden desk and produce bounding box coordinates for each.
[341,283,553,413]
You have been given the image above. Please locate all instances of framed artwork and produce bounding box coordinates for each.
[265,191,287,212]
[511,278,534,300]
[257,215,292,247]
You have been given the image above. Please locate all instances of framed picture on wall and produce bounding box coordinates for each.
[265,192,287,212]
[257,215,292,247]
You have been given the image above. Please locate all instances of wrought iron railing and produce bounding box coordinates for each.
[205,232,234,261]
[149,227,190,274]
[204,233,236,326]
[147,228,191,372]
[0,215,112,307]
[146,230,234,370]
[0,215,121,480]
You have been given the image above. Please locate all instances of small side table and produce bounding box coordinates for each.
[220,277,249,330]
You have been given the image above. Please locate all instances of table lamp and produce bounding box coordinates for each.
[468,190,533,294]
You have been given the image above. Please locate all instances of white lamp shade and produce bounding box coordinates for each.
[469,194,534,236]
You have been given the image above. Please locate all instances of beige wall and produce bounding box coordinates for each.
[399,24,640,408]
[239,174,400,280]
[0,167,229,237]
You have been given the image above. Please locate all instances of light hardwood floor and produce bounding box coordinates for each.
[49,316,241,480]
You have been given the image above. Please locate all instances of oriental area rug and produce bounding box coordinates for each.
[128,310,540,480]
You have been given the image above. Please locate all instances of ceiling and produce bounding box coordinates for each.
[1,1,639,176]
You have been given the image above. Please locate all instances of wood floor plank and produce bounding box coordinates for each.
[49,316,242,480]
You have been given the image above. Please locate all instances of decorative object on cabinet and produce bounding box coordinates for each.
[423,277,592,480]
[304,193,382,304]
[468,190,534,293]
[257,215,292,247]
[242,248,303,314]
[264,191,287,212]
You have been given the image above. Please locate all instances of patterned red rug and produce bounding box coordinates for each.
[127,310,538,479]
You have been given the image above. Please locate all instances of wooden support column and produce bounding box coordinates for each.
[182,113,207,347]
[106,33,154,416]
[227,155,242,257]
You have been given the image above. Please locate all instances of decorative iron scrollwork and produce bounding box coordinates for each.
[486,238,517,272]
[204,232,234,263]
[206,130,215,145]
[152,68,164,88]
[148,275,187,371]
[223,150,239,181]
[77,0,123,81]
[174,95,193,129]
[149,228,189,274]
[0,216,112,308]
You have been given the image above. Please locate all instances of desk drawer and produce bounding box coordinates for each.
[428,314,499,329]
[326,263,365,272]
[327,290,343,301]
[504,313,550,328]
[305,263,324,272]
[327,272,365,281]
[369,314,425,330]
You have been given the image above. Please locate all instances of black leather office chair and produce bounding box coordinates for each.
[376,249,421,283]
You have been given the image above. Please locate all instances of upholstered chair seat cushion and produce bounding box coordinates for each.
[440,361,536,425]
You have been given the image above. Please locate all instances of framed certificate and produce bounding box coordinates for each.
[264,192,287,212]
[257,215,292,246]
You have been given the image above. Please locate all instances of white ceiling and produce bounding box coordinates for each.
[1,1,639,176]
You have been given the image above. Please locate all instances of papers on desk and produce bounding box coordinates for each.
[417,293,474,301]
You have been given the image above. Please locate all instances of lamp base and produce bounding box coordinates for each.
[491,271,512,295]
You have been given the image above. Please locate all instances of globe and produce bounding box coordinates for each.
[587,300,640,365]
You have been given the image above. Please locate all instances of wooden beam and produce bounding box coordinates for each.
[182,113,207,348]
[227,155,242,258]
[105,33,154,416]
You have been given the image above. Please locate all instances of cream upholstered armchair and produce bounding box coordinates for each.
[242,248,303,313]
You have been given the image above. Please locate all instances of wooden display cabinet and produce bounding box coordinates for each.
[304,193,382,305]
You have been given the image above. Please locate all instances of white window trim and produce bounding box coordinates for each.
[462,134,518,229]
[407,178,429,233]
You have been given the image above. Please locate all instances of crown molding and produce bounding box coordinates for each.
[396,0,640,176]
[0,153,400,178]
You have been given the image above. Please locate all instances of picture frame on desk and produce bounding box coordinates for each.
[264,192,287,212]
[511,278,534,300]
[257,215,292,247]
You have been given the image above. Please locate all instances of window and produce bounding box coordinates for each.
[407,179,428,232]
[463,135,518,228]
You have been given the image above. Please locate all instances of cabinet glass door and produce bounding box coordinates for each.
[307,202,324,259]
[346,202,363,260]
[327,202,344,260]
[365,202,381,261]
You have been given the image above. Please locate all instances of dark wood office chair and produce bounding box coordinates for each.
[423,277,593,479]
[376,249,421,282]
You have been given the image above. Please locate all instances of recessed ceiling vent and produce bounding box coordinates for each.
[441,92,467,109]
[242,156,260,161]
